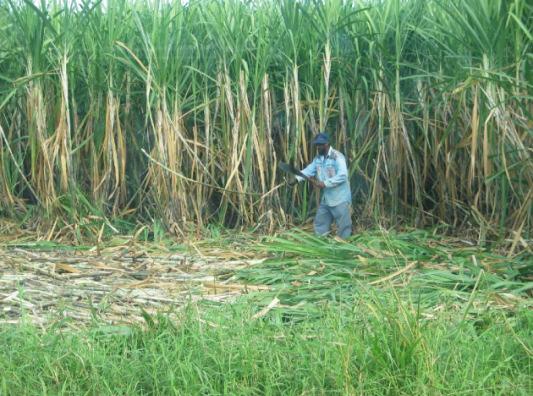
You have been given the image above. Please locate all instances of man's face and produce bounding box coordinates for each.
[316,143,329,156]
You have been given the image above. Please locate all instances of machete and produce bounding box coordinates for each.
[279,162,309,180]
[279,162,322,189]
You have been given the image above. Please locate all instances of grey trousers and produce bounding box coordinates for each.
[314,201,352,239]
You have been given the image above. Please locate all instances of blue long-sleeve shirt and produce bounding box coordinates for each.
[296,147,352,207]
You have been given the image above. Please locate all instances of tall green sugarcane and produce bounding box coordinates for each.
[0,0,530,239]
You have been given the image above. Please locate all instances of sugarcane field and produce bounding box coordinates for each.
[0,0,531,394]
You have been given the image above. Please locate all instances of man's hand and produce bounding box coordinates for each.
[310,178,325,189]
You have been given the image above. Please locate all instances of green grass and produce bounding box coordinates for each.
[0,229,530,394]
[1,297,531,395]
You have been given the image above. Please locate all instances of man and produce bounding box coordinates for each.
[291,132,352,238]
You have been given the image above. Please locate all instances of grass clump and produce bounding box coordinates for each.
[1,297,531,395]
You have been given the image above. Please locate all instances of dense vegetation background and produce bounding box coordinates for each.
[0,0,531,239]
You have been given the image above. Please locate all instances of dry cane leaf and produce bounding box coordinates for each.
[251,298,280,320]
[54,263,81,274]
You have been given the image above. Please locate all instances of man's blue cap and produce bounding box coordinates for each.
[312,132,329,145]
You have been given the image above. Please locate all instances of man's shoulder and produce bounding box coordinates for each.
[329,148,345,161]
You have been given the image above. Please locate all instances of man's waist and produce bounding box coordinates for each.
[321,188,351,205]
